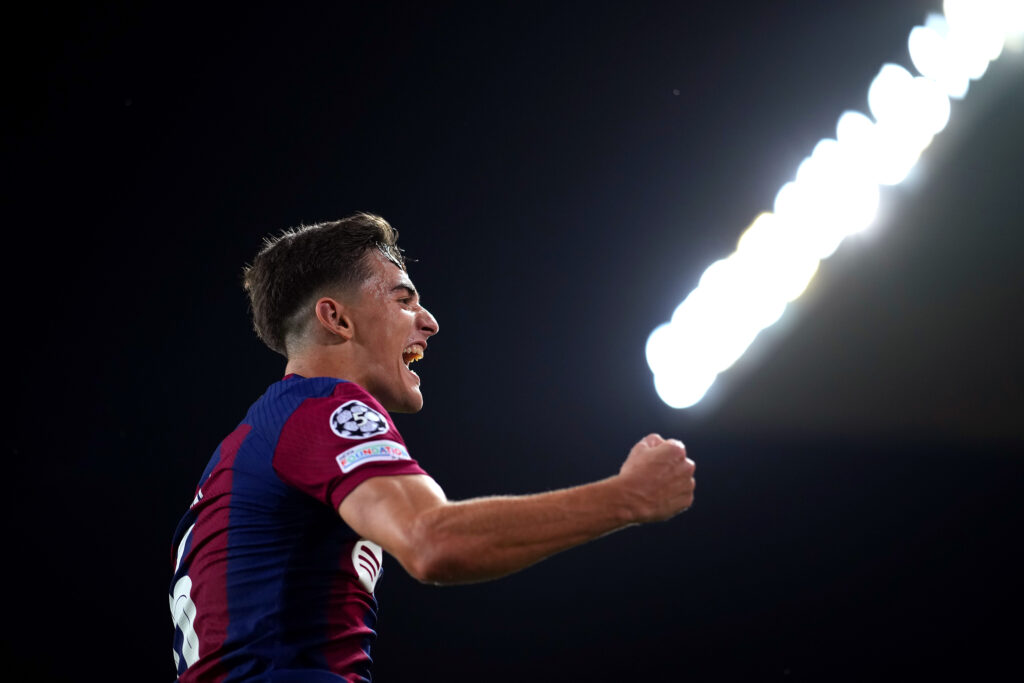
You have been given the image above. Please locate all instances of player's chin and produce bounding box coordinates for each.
[405,389,425,413]
[390,387,424,414]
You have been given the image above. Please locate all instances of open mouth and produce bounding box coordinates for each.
[402,344,424,367]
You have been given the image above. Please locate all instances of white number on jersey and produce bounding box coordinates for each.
[170,522,200,669]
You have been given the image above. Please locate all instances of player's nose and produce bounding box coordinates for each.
[419,306,439,338]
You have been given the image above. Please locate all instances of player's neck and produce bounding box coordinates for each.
[284,350,349,381]
[285,338,380,385]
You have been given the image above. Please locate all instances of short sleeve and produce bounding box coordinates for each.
[272,381,427,509]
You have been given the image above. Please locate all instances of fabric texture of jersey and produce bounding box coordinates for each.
[169,375,427,682]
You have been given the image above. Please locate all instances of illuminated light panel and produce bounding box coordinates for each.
[648,1,1023,410]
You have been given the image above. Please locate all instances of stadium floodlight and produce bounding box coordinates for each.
[647,1,1023,409]
[909,17,974,98]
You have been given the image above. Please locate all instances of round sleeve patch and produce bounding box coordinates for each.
[329,400,390,439]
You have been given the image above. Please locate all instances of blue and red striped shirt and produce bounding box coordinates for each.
[170,375,427,681]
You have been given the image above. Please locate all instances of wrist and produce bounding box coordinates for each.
[596,475,644,527]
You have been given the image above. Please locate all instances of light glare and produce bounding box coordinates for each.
[909,18,972,98]
[654,367,715,410]
[944,0,1006,67]
[647,3,1019,409]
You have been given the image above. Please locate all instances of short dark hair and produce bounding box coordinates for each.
[242,212,405,357]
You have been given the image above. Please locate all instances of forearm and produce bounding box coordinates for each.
[342,435,694,586]
[408,476,637,585]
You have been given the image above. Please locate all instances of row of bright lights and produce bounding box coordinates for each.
[647,0,1024,409]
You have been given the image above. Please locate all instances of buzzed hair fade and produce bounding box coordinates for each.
[242,212,406,357]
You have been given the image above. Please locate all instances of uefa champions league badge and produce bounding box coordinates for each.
[330,400,389,439]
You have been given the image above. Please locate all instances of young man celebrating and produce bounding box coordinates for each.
[169,213,696,681]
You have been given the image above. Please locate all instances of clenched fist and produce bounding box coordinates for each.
[616,433,696,523]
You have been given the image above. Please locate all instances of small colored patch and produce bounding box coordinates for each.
[336,439,410,473]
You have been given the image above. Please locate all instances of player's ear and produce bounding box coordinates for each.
[314,297,355,342]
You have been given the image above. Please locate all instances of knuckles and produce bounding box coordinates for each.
[624,436,696,519]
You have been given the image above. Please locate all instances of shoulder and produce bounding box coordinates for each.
[281,379,399,442]
[271,378,422,508]
[274,378,407,467]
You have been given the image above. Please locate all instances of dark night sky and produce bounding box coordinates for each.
[5,2,1023,681]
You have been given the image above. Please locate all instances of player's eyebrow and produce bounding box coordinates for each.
[391,284,418,300]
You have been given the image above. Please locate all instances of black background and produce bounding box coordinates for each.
[5,1,1023,680]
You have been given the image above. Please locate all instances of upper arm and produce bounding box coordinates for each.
[338,474,448,576]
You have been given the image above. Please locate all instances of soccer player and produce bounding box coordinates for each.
[169,213,696,681]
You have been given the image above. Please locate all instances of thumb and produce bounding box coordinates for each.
[642,433,665,448]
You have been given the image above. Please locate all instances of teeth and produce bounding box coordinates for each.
[402,344,424,365]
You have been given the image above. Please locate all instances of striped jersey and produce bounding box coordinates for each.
[169,375,427,681]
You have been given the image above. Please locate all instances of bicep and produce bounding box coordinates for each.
[338,474,448,564]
